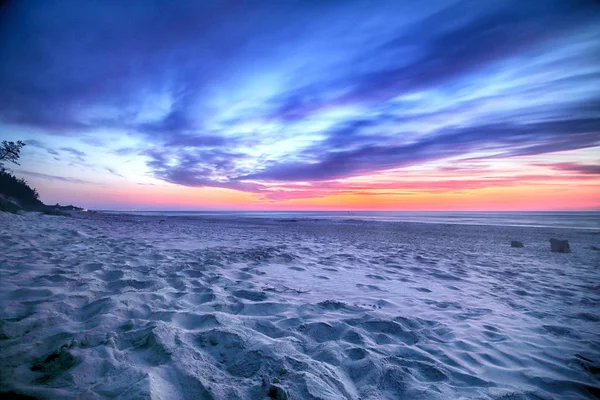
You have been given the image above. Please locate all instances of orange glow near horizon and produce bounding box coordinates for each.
[30,175,600,211]
[19,146,600,211]
[270,185,600,211]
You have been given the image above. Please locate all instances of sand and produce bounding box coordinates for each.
[0,211,599,399]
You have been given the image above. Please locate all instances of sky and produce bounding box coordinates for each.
[0,0,599,211]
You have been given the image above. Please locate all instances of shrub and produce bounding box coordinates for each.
[0,196,20,213]
[0,168,43,207]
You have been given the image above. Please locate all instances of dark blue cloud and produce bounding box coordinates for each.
[242,117,600,181]
[1,0,599,191]
[535,162,600,175]
[0,0,336,132]
[20,170,91,184]
[105,167,124,178]
[60,147,86,158]
[266,0,600,120]
[145,147,263,191]
[165,135,229,148]
[22,140,88,163]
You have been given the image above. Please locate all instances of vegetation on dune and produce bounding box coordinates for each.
[0,140,39,211]
[0,169,42,207]
[0,196,21,213]
[0,140,70,215]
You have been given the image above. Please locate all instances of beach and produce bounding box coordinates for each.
[0,211,598,399]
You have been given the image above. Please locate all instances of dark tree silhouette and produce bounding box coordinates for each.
[0,169,41,206]
[0,140,26,167]
[0,140,42,210]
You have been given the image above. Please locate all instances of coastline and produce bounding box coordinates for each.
[98,210,600,230]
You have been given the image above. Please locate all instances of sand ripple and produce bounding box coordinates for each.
[1,212,599,399]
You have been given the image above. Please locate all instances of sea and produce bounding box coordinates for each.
[107,210,600,230]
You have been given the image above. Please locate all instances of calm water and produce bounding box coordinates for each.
[105,211,600,230]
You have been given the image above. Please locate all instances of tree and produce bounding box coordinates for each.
[0,169,41,206]
[0,141,42,209]
[0,140,26,168]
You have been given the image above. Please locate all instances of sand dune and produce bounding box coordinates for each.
[0,212,599,399]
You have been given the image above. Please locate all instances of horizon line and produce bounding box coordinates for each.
[94,209,600,213]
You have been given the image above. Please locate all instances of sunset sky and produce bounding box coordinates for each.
[1,0,599,210]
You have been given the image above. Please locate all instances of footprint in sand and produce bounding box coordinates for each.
[184,289,217,305]
[173,313,221,330]
[356,283,382,291]
[413,287,432,293]
[232,289,267,301]
[83,262,104,272]
[365,274,387,281]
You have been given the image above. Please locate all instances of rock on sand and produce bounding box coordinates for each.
[549,238,571,253]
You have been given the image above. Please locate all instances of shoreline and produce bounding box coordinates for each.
[86,209,600,231]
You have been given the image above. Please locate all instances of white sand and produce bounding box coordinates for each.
[0,212,598,399]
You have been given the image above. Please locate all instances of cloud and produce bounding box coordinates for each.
[266,0,600,121]
[105,167,124,178]
[165,135,229,148]
[24,139,45,148]
[23,140,61,158]
[258,172,600,201]
[114,147,139,156]
[2,0,598,133]
[22,140,87,159]
[144,147,264,192]
[19,170,90,184]
[0,0,333,134]
[535,162,600,175]
[242,117,600,182]
[60,147,86,158]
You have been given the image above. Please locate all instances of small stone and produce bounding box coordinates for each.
[268,384,288,400]
[511,241,524,248]
[549,238,571,253]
